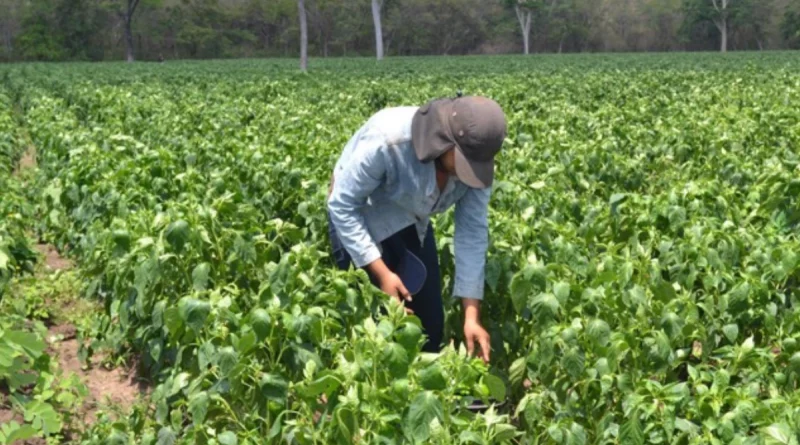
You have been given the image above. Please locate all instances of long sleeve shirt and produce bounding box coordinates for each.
[327,106,491,300]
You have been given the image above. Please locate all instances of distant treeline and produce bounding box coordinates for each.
[1,0,799,62]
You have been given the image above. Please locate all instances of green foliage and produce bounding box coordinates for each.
[783,9,800,49]
[3,54,800,443]
[0,92,36,299]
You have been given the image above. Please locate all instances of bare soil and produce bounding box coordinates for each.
[47,322,148,426]
[2,244,148,442]
[34,244,73,271]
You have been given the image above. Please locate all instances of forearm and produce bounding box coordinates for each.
[365,257,391,282]
[462,298,481,323]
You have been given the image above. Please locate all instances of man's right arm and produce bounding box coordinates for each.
[327,126,386,268]
[327,127,411,304]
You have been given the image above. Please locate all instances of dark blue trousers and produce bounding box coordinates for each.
[327,214,444,353]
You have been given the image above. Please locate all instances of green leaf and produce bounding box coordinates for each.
[609,193,627,206]
[249,308,271,341]
[217,346,238,376]
[236,330,256,355]
[553,281,570,304]
[383,342,410,378]
[165,220,190,252]
[484,374,506,401]
[156,426,176,445]
[191,262,211,291]
[509,357,526,387]
[24,400,61,435]
[4,424,38,442]
[510,272,533,314]
[396,322,423,351]
[531,293,560,322]
[419,363,447,391]
[762,423,798,445]
[169,372,190,396]
[301,374,341,398]
[178,297,210,332]
[494,424,519,442]
[198,341,215,369]
[620,410,644,445]
[561,348,584,379]
[404,391,444,443]
[188,391,209,427]
[459,430,485,444]
[218,431,238,445]
[5,330,46,358]
[587,319,611,347]
[675,418,700,435]
[567,423,587,445]
[660,312,683,340]
[652,279,676,302]
[260,373,289,403]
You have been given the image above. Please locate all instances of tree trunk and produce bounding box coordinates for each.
[125,17,134,62]
[124,0,141,62]
[711,0,728,53]
[515,7,532,55]
[720,18,727,52]
[298,0,308,71]
[371,0,384,60]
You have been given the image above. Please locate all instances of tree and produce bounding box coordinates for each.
[709,0,730,52]
[123,0,141,61]
[15,0,65,60]
[298,0,308,71]
[548,0,589,53]
[509,0,533,54]
[372,0,384,59]
[730,0,773,50]
[682,0,733,51]
[100,0,160,62]
[505,0,561,54]
[782,9,800,48]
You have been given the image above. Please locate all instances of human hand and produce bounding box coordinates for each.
[378,271,413,314]
[464,318,490,363]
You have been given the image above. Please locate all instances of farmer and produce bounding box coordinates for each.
[326,95,507,363]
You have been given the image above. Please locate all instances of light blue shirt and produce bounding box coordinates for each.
[327,106,491,300]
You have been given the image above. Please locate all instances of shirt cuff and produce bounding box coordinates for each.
[349,243,382,269]
[453,280,484,301]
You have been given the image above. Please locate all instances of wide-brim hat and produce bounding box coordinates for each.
[411,96,507,189]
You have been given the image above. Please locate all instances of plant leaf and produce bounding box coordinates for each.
[619,410,644,445]
[192,262,211,291]
[404,391,444,443]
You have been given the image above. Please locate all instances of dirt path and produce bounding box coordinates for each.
[39,247,148,425]
[1,133,148,442]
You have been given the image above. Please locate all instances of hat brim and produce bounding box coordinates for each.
[397,249,427,295]
[454,146,494,189]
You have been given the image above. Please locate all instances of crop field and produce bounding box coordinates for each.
[2,53,800,444]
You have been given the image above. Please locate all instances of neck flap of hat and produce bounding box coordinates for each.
[411,98,457,163]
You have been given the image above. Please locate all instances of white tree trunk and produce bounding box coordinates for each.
[515,6,532,55]
[298,0,308,71]
[721,20,727,52]
[372,0,384,60]
[711,0,729,53]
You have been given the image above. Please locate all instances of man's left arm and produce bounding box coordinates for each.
[453,185,492,362]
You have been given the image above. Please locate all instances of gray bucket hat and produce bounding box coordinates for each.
[411,95,507,189]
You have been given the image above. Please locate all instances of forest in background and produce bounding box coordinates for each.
[1,0,800,62]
